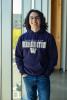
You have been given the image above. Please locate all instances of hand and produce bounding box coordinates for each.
[22,74,28,77]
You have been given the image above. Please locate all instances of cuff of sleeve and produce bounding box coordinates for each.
[17,65,25,75]
[19,70,25,75]
[45,68,54,76]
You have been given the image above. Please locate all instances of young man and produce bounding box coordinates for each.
[15,9,58,100]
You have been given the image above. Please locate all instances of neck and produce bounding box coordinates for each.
[31,27,40,32]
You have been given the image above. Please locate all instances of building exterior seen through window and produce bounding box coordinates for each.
[13,0,22,100]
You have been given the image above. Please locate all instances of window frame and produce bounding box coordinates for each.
[1,0,12,100]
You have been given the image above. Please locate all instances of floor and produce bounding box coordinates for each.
[13,69,67,100]
[50,71,67,100]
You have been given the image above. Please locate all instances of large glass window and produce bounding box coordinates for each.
[13,0,22,100]
[12,0,31,99]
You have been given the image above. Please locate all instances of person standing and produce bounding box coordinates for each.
[15,9,58,100]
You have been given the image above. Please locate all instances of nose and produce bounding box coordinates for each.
[33,17,37,22]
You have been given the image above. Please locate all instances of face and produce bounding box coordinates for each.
[29,12,41,31]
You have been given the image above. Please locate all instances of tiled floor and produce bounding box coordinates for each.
[50,71,67,100]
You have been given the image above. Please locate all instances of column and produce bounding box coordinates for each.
[0,0,2,99]
[2,0,12,100]
[61,0,67,71]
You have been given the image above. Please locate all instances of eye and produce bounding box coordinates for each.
[31,17,34,19]
[30,16,40,20]
[35,16,40,19]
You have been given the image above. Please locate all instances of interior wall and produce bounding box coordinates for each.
[51,0,61,70]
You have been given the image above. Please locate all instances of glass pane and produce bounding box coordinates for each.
[12,0,32,100]
[21,0,32,32]
[13,0,22,100]
[42,0,48,22]
[35,0,41,11]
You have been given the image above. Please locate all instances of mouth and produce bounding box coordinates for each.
[32,22,37,25]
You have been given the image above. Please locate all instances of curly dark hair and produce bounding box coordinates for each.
[23,9,48,30]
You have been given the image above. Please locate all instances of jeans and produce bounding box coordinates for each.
[22,75,50,100]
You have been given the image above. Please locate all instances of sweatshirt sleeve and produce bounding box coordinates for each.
[15,35,25,74]
[45,34,58,76]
